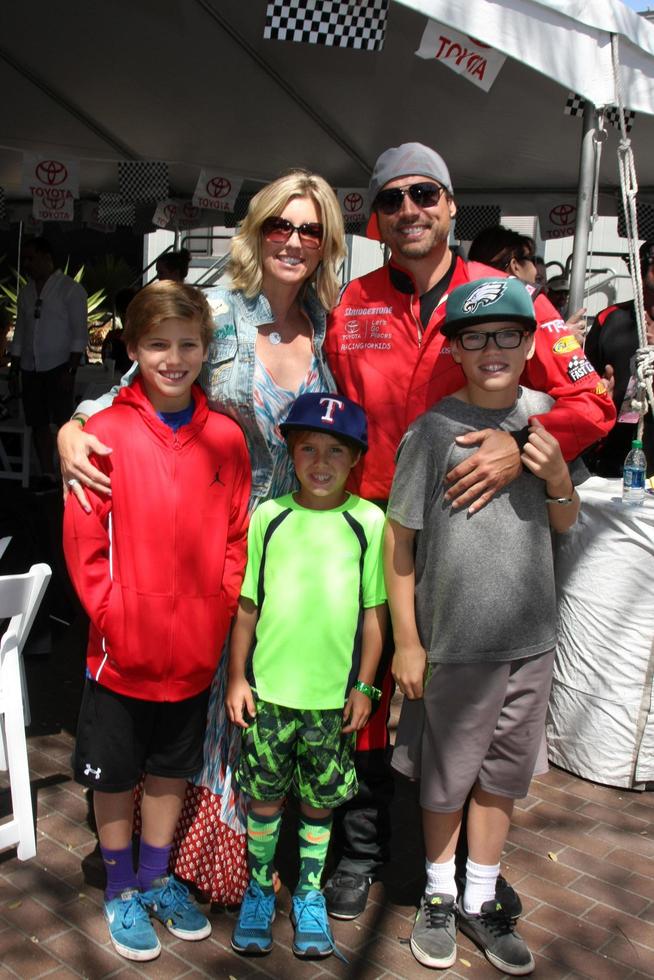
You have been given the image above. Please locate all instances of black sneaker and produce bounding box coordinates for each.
[495,875,523,920]
[323,871,372,920]
[458,899,534,976]
[410,893,457,969]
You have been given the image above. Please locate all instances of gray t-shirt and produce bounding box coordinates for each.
[387,387,580,665]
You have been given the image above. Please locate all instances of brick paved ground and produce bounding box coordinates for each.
[1,671,653,978]
[1,487,653,978]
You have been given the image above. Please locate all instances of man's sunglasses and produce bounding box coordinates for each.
[373,182,445,216]
[261,217,323,249]
[456,328,529,351]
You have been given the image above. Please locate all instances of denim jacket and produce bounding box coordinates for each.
[202,287,335,503]
[79,287,336,506]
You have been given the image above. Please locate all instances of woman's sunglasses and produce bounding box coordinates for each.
[261,217,323,249]
[373,181,445,216]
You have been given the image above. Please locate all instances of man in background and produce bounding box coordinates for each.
[9,237,87,486]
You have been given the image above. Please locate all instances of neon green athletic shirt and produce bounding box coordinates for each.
[241,493,386,710]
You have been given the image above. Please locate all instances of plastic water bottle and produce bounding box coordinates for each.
[622,439,647,506]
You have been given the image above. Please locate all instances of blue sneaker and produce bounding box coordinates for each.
[291,890,346,960]
[231,881,276,955]
[104,889,161,961]
[140,876,211,940]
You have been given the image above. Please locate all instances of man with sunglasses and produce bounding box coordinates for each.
[322,143,614,921]
[9,237,88,487]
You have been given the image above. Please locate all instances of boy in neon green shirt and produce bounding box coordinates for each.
[226,392,386,961]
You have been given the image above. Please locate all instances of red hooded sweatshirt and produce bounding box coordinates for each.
[63,378,251,702]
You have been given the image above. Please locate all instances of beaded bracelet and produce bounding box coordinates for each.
[353,680,382,701]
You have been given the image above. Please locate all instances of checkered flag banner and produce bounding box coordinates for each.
[118,161,169,203]
[0,187,5,221]
[605,106,636,134]
[454,205,501,243]
[264,0,388,50]
[565,93,635,133]
[617,200,654,242]
[564,93,586,118]
[97,194,136,226]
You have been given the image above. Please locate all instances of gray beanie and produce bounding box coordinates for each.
[369,143,453,205]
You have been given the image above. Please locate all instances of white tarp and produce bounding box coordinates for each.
[403,0,654,113]
[547,477,654,790]
[1,1,654,211]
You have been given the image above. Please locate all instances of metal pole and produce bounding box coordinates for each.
[568,102,598,314]
[16,221,23,300]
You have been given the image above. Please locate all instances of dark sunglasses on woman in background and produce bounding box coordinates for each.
[373,181,446,216]
[261,217,324,249]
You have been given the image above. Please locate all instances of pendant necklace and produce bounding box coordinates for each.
[268,331,282,345]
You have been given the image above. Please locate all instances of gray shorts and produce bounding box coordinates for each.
[392,651,555,812]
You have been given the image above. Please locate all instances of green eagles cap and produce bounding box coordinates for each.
[442,277,537,339]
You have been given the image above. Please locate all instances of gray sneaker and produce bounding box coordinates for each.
[458,899,534,976]
[410,892,457,969]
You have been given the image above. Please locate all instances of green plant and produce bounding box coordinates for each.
[82,254,136,303]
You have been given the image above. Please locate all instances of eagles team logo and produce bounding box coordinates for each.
[462,280,507,314]
[553,335,581,355]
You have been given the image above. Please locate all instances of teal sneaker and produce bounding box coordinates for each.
[140,876,211,940]
[291,890,346,961]
[231,881,276,955]
[104,889,161,961]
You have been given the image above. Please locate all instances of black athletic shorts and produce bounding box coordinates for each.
[72,679,210,792]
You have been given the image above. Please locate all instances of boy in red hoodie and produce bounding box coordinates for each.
[63,282,251,962]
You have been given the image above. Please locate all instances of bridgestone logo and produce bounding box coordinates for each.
[344,306,392,315]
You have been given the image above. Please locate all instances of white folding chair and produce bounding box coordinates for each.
[0,563,51,860]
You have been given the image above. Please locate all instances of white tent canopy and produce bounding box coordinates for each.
[1,0,654,214]
[406,0,654,114]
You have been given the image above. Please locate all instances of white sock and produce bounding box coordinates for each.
[425,856,456,898]
[463,858,500,914]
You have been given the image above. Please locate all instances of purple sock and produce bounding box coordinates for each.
[101,844,138,901]
[137,840,173,892]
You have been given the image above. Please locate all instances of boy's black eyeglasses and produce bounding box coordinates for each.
[373,182,445,216]
[457,329,528,350]
[33,299,42,320]
[261,217,323,249]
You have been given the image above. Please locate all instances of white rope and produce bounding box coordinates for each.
[611,33,654,443]
[582,110,605,328]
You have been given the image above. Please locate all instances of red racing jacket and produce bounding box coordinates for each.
[63,378,251,702]
[325,255,616,501]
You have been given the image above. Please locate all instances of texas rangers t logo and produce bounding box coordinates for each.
[319,397,345,423]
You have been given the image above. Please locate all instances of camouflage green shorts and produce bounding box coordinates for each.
[236,695,358,809]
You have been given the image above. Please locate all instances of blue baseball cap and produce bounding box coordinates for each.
[280,392,368,452]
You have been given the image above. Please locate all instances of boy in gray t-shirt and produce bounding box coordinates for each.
[385,278,581,976]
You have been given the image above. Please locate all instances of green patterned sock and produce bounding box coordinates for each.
[296,813,333,896]
[247,810,282,895]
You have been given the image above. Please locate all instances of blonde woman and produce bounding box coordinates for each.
[57,169,347,903]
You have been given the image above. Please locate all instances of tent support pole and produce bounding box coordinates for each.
[568,102,598,314]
